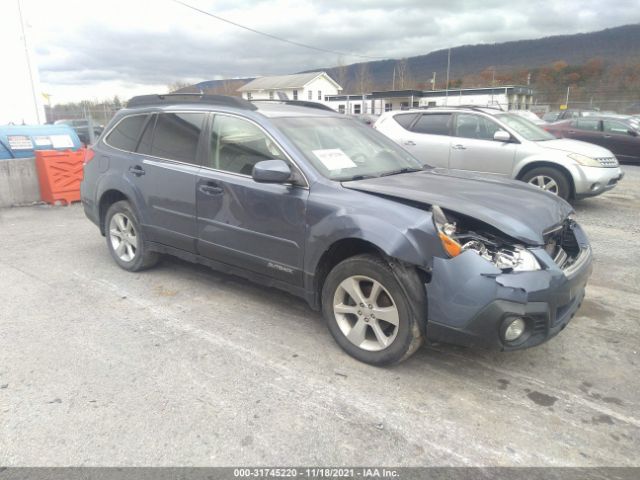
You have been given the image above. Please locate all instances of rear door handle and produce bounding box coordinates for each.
[128,165,145,176]
[452,144,467,150]
[403,140,416,146]
[567,130,576,134]
[198,182,223,196]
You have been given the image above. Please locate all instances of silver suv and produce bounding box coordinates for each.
[374,107,624,200]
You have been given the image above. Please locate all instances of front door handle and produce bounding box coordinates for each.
[128,165,145,176]
[452,144,467,150]
[198,182,223,196]
[567,130,576,134]
[403,140,416,146]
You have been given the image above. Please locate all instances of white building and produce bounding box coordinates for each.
[237,72,342,102]
[0,0,46,125]
[325,86,535,115]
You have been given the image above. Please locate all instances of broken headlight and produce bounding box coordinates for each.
[432,205,541,272]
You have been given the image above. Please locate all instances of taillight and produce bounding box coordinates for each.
[83,147,95,165]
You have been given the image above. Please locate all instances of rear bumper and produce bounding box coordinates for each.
[425,224,592,350]
[573,165,624,198]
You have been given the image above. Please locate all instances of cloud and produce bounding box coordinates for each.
[20,0,640,102]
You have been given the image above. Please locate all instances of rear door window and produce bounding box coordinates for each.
[575,118,600,131]
[150,112,207,164]
[410,113,452,135]
[106,114,149,152]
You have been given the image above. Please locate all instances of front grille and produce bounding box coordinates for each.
[596,156,618,167]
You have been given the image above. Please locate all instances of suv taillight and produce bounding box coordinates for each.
[83,147,95,165]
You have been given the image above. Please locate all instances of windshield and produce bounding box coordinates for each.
[496,113,556,141]
[273,116,426,181]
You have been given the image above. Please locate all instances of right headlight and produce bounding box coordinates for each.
[568,153,601,167]
[432,205,541,272]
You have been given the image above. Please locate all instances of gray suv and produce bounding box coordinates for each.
[374,106,624,200]
[81,94,593,365]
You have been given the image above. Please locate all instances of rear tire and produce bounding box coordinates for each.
[521,166,571,200]
[321,254,423,366]
[105,200,159,272]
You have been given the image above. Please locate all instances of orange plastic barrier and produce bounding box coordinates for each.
[34,149,85,205]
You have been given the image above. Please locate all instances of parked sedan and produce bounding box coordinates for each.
[374,107,624,200]
[545,116,640,163]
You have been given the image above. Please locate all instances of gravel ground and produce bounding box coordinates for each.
[0,166,639,467]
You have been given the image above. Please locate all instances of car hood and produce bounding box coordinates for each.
[343,168,573,245]
[536,138,613,157]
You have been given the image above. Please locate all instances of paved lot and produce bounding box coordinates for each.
[1,167,639,467]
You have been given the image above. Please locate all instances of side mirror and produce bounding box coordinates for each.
[493,130,511,142]
[628,129,638,137]
[252,159,292,183]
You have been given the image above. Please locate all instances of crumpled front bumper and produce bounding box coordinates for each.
[425,224,593,350]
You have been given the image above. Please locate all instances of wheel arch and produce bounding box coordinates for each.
[98,189,130,235]
[516,161,575,199]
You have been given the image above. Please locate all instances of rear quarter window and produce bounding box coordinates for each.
[393,113,419,129]
[105,115,149,152]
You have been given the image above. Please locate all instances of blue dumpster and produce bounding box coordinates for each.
[0,125,82,160]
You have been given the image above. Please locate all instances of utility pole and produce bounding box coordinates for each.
[392,67,396,91]
[17,0,42,124]
[445,48,451,105]
[491,68,495,106]
[565,86,570,108]
[431,71,436,91]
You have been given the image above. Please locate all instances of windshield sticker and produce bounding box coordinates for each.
[312,149,357,170]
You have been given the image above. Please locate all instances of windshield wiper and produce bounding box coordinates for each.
[379,167,422,177]
[342,174,378,181]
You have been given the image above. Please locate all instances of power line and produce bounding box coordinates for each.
[170,0,386,61]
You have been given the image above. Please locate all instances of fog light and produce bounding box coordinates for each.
[504,317,526,341]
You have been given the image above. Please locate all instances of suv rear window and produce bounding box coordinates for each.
[410,113,451,135]
[106,114,149,152]
[393,113,418,129]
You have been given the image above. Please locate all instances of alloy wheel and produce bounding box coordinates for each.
[528,175,559,194]
[109,213,138,262]
[333,275,399,351]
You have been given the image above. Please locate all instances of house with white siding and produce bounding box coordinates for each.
[237,72,342,102]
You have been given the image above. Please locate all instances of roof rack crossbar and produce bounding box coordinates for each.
[126,94,257,110]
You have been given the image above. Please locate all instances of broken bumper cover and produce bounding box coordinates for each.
[425,225,592,350]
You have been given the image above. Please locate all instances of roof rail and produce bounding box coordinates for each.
[418,104,505,112]
[250,99,336,112]
[127,93,257,110]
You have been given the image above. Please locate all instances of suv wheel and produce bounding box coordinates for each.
[522,167,570,200]
[105,200,158,271]
[321,254,423,365]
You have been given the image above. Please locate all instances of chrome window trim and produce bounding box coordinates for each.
[102,109,310,189]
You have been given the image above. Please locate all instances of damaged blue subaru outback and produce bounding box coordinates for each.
[81,94,592,365]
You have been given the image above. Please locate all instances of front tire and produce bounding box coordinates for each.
[321,254,423,366]
[522,166,571,200]
[105,200,158,271]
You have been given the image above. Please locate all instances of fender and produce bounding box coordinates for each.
[95,170,149,230]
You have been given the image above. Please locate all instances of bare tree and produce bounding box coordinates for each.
[396,58,412,89]
[334,56,350,92]
[167,81,192,93]
[354,63,373,94]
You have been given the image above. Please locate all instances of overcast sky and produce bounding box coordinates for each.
[20,0,640,103]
